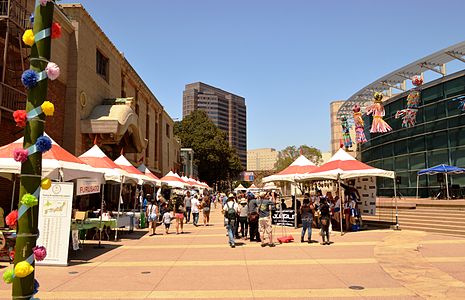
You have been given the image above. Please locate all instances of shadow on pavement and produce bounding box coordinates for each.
[68,244,122,265]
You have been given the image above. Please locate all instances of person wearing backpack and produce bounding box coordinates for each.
[223,194,239,248]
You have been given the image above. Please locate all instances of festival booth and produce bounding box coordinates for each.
[416,164,465,199]
[234,184,247,193]
[79,145,140,241]
[297,148,396,234]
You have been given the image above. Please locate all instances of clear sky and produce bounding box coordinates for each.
[61,0,465,152]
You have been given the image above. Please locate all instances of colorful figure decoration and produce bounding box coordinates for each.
[340,116,353,149]
[450,95,465,112]
[395,75,423,127]
[352,104,367,143]
[366,92,392,133]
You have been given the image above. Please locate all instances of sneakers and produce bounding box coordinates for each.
[301,238,304,243]
[268,243,275,247]
[230,244,235,248]
[261,243,267,247]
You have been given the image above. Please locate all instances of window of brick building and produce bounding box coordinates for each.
[96,49,109,81]
[166,124,170,138]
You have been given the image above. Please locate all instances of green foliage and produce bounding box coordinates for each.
[174,110,243,185]
[275,145,322,172]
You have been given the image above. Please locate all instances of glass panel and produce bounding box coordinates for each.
[394,140,408,155]
[448,128,465,147]
[410,153,426,170]
[427,149,449,167]
[396,172,409,188]
[383,157,394,170]
[422,84,443,105]
[450,146,465,167]
[436,101,446,119]
[444,76,465,98]
[395,155,408,171]
[426,131,448,150]
[423,104,436,122]
[382,142,393,158]
[408,135,425,153]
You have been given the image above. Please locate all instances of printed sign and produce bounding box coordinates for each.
[355,176,377,215]
[37,182,74,266]
[272,209,295,227]
[76,178,101,196]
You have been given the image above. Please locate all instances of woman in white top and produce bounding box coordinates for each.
[146,200,159,236]
[191,195,200,226]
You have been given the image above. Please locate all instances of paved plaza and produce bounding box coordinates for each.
[1,208,465,299]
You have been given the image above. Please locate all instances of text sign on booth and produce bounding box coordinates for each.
[76,178,101,196]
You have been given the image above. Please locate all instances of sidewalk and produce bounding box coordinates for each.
[1,207,465,299]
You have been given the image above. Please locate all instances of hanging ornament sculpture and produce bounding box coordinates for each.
[395,75,423,127]
[450,95,465,112]
[352,104,367,143]
[366,92,392,133]
[340,116,353,149]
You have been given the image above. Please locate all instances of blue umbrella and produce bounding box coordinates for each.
[417,164,465,199]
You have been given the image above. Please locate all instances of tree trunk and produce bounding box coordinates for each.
[13,2,54,298]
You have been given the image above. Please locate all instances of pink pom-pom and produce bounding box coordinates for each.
[33,246,47,261]
[51,22,62,39]
[45,62,60,80]
[5,210,18,228]
[13,148,28,163]
[412,75,423,87]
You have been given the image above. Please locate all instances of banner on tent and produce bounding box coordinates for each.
[272,209,295,227]
[355,176,377,216]
[76,178,101,196]
[37,182,74,266]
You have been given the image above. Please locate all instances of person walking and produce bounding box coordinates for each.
[184,191,192,224]
[191,194,200,226]
[258,192,275,247]
[162,209,173,234]
[247,194,260,242]
[146,199,158,236]
[300,198,314,243]
[202,192,212,226]
[238,198,249,239]
[320,197,331,245]
[223,194,239,248]
[175,196,185,234]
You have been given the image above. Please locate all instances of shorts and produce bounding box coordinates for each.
[148,214,157,222]
[203,207,210,215]
[175,213,184,219]
[259,217,272,235]
[164,223,170,229]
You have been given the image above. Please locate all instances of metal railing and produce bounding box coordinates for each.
[0,0,30,30]
[0,82,26,112]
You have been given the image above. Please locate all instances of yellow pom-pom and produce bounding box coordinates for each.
[41,101,55,116]
[41,178,52,190]
[22,30,35,47]
[14,261,34,278]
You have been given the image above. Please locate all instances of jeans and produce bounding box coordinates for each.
[185,207,191,223]
[301,218,312,241]
[321,217,330,242]
[239,216,248,237]
[249,220,260,241]
[192,212,199,225]
[226,221,236,246]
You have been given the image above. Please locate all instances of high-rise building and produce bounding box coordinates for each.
[183,82,247,168]
[247,148,278,171]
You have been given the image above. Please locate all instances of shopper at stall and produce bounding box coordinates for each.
[202,192,212,226]
[184,191,192,224]
[320,197,331,245]
[191,194,200,226]
[247,193,260,242]
[258,192,275,247]
[146,199,159,236]
[238,198,249,239]
[223,194,239,248]
[175,196,185,234]
[300,198,314,243]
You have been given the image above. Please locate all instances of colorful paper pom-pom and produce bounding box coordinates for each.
[374,92,383,102]
[21,193,38,207]
[13,148,28,163]
[51,22,62,39]
[36,136,52,153]
[5,210,18,227]
[22,29,35,47]
[14,261,34,278]
[9,250,15,261]
[21,70,38,89]
[412,75,423,86]
[41,101,55,116]
[33,246,47,261]
[41,178,52,190]
[45,62,60,80]
[2,268,14,284]
[13,110,27,127]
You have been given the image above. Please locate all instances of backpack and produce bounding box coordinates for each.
[225,202,236,220]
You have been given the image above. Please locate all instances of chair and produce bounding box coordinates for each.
[74,211,88,247]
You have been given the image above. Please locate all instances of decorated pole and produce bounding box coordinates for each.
[1,1,61,298]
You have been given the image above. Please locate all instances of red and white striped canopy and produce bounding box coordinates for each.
[262,155,317,183]
[79,145,136,183]
[0,135,104,182]
[137,163,161,185]
[160,171,189,188]
[114,155,158,185]
[297,148,395,181]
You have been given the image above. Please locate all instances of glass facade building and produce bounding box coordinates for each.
[361,70,465,197]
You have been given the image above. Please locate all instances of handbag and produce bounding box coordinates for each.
[248,211,259,223]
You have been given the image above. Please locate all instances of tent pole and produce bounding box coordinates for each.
[338,176,343,236]
[10,174,16,212]
[445,173,450,200]
[95,183,105,248]
[416,175,419,199]
[293,181,297,229]
[116,176,124,240]
[393,175,400,230]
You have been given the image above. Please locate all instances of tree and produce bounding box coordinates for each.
[275,145,322,172]
[174,110,243,186]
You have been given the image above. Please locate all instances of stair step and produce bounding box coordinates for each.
[371,215,465,224]
[398,225,465,236]
[376,212,465,219]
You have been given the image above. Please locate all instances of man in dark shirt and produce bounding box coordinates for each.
[319,198,331,245]
[247,194,260,242]
[300,198,314,243]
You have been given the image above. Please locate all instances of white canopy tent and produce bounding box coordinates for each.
[234,184,247,192]
[262,155,317,183]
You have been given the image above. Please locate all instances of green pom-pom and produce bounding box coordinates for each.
[21,193,38,207]
[3,268,14,284]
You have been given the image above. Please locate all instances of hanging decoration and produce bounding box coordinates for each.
[366,92,392,133]
[450,95,465,112]
[340,116,352,149]
[5,210,18,228]
[395,75,423,127]
[352,104,367,144]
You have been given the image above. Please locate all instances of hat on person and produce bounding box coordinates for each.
[240,198,247,204]
[228,193,235,199]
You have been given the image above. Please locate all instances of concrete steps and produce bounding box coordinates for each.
[364,201,465,236]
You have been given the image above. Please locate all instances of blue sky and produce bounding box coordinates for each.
[61,0,465,152]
